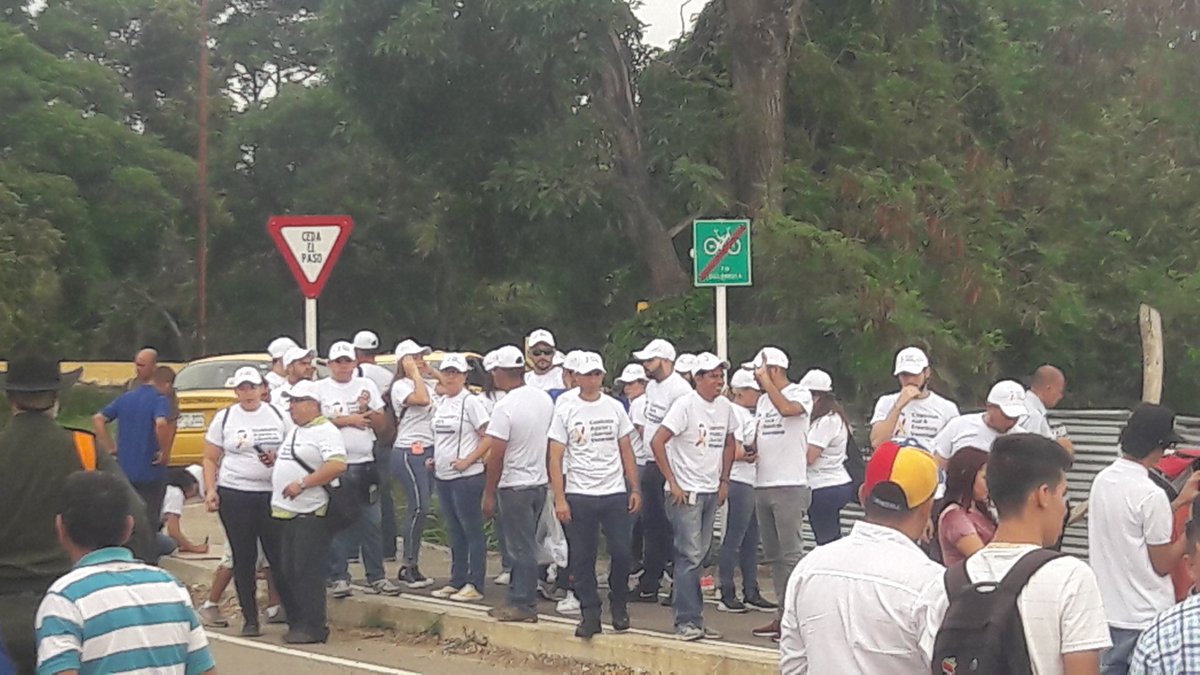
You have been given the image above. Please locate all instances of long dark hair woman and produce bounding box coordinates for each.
[800,370,855,545]
[937,446,997,565]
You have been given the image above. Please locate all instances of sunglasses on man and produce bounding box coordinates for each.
[531,348,554,357]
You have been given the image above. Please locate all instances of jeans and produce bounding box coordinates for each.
[564,493,633,618]
[637,462,675,594]
[437,473,487,590]
[328,463,385,584]
[666,492,719,630]
[218,487,289,625]
[279,513,332,640]
[718,480,760,598]
[1102,626,1142,675]
[156,532,179,559]
[393,447,434,566]
[756,485,811,618]
[377,444,397,559]
[132,479,167,533]
[631,465,645,567]
[496,486,546,612]
[809,482,854,545]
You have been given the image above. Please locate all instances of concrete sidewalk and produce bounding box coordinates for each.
[168,505,780,674]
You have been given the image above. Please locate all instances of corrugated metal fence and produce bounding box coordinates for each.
[806,409,1200,559]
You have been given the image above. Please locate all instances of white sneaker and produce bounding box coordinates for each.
[449,583,484,602]
[556,591,581,617]
[493,570,511,586]
[329,580,353,598]
[431,585,460,599]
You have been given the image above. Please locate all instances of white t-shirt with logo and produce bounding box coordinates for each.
[391,377,436,450]
[317,377,384,464]
[628,396,649,466]
[753,383,813,488]
[271,420,346,516]
[945,545,1112,675]
[1088,458,1176,630]
[549,394,635,496]
[660,391,736,494]
[432,390,490,481]
[487,385,554,489]
[730,404,757,486]
[870,391,960,448]
[205,403,292,491]
[807,413,852,490]
[356,362,395,399]
[930,413,1028,460]
[642,373,693,457]
[265,371,286,392]
[160,485,185,523]
[525,367,566,392]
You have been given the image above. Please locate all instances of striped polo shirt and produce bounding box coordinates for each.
[35,547,215,675]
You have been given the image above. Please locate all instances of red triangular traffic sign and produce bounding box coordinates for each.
[267,215,355,299]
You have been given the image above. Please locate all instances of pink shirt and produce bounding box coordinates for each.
[938,503,997,566]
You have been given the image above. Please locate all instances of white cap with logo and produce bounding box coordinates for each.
[893,347,930,376]
[394,339,432,359]
[283,379,321,402]
[562,350,586,373]
[185,464,206,500]
[328,341,356,362]
[353,330,380,351]
[742,346,789,370]
[615,364,647,384]
[692,352,730,374]
[675,353,698,375]
[730,369,759,390]
[798,369,833,392]
[438,353,470,373]
[268,336,299,360]
[552,351,565,366]
[282,346,315,368]
[576,352,606,375]
[486,345,525,371]
[527,329,556,348]
[232,366,264,387]
[988,380,1029,419]
[633,339,677,363]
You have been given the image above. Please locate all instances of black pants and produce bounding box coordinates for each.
[637,462,674,594]
[564,493,632,617]
[279,513,332,639]
[218,487,289,625]
[132,480,166,535]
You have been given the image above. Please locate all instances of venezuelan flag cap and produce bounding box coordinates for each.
[864,437,939,512]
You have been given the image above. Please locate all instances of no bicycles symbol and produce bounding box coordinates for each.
[693,219,752,287]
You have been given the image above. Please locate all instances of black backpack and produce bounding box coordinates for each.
[931,548,1064,675]
[843,429,866,489]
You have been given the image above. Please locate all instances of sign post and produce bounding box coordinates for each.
[693,219,752,361]
[267,215,354,351]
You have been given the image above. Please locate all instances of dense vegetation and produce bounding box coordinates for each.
[4,0,1200,410]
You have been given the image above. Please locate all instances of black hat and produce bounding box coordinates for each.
[1121,402,1185,458]
[1,355,83,392]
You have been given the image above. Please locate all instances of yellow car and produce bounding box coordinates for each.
[168,350,485,466]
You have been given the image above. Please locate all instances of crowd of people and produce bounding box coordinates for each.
[5,331,1200,674]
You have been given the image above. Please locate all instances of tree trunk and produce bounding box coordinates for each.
[589,26,690,298]
[726,0,803,219]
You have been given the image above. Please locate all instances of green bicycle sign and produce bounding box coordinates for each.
[693,219,752,287]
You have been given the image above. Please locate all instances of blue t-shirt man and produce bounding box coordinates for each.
[98,385,168,483]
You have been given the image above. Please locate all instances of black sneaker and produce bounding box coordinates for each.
[240,622,262,638]
[575,613,602,639]
[611,604,630,632]
[717,591,747,613]
[633,588,659,603]
[744,594,778,612]
[398,565,435,590]
[659,589,673,607]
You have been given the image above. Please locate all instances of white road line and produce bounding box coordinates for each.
[205,631,422,675]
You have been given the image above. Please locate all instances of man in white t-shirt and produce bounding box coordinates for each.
[1089,403,1200,674]
[1021,365,1075,455]
[931,380,1030,464]
[274,346,316,405]
[480,346,554,623]
[524,329,566,391]
[869,346,960,450]
[352,330,400,560]
[318,341,399,598]
[632,338,693,601]
[266,336,299,392]
[650,352,737,642]
[929,433,1110,675]
[549,352,641,638]
[747,346,813,639]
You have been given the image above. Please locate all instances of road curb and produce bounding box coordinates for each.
[163,557,778,674]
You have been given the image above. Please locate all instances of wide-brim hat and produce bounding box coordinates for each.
[1,355,83,392]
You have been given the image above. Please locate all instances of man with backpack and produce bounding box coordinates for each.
[930,433,1110,675]
[779,438,943,673]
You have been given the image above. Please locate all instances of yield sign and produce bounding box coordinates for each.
[267,215,354,299]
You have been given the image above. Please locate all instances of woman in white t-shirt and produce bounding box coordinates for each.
[202,367,292,635]
[801,370,854,545]
[389,342,440,590]
[429,354,490,602]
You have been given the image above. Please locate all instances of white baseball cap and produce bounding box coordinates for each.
[527,329,556,348]
[394,339,431,359]
[633,338,677,362]
[487,345,525,371]
[283,379,321,401]
[575,352,606,375]
[328,341,356,362]
[742,346,789,370]
[893,347,930,376]
[232,366,263,387]
[282,346,315,368]
[798,369,833,392]
[267,336,299,360]
[729,369,759,390]
[562,350,586,373]
[552,351,565,366]
[438,353,470,373]
[987,380,1029,419]
[675,353,698,375]
[482,349,499,371]
[185,464,205,500]
[615,364,647,384]
[353,330,380,351]
[692,352,730,374]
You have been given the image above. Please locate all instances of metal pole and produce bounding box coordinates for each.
[305,297,318,352]
[715,286,728,360]
[197,0,209,354]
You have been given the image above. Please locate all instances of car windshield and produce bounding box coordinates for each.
[174,360,270,391]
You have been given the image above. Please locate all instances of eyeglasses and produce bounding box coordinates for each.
[531,349,554,357]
